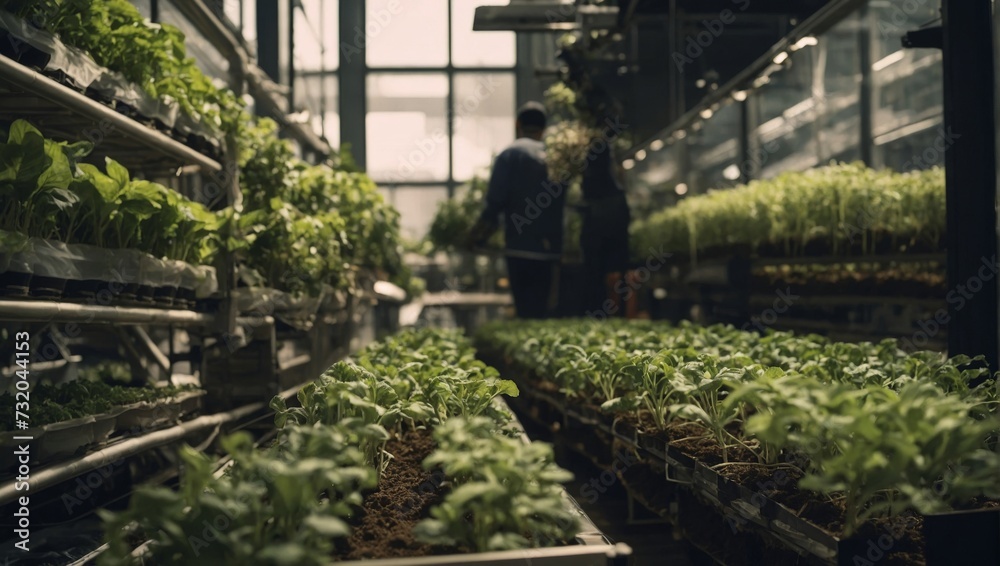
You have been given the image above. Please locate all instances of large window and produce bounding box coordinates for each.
[221,1,516,241]
[364,1,516,241]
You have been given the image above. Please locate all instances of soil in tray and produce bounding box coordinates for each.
[335,428,454,561]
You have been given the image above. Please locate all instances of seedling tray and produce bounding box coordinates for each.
[0,390,205,474]
[331,399,631,566]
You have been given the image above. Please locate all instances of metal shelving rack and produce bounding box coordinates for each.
[0,3,352,548]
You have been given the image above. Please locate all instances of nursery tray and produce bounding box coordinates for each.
[335,544,633,566]
[333,398,631,566]
[0,411,121,474]
[0,390,205,475]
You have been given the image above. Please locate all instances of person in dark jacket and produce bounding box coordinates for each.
[468,102,565,319]
[580,128,631,317]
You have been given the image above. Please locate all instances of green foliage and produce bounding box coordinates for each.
[414,416,578,552]
[0,370,196,430]
[478,319,1000,536]
[4,0,245,136]
[631,163,946,261]
[428,177,502,252]
[235,119,414,296]
[99,426,376,565]
[0,120,222,264]
[101,328,566,563]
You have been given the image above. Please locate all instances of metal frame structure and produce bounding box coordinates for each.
[326,0,519,201]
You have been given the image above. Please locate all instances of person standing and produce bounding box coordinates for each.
[468,102,565,319]
[579,128,631,317]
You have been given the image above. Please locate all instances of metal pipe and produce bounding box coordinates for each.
[0,300,215,326]
[0,56,222,173]
[0,401,265,505]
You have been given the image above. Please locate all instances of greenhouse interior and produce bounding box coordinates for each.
[0,0,998,565]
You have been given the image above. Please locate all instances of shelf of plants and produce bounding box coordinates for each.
[475,319,1000,566]
[0,1,231,170]
[94,329,629,565]
[631,162,944,271]
[0,361,206,478]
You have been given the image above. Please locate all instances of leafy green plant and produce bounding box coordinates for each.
[477,318,1000,535]
[415,416,578,552]
[427,177,502,252]
[100,426,376,565]
[0,374,196,430]
[631,163,945,261]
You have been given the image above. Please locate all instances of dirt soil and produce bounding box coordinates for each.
[335,428,454,560]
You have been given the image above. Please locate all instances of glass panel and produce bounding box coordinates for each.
[817,13,862,163]
[452,73,515,181]
[297,0,339,71]
[222,0,241,29]
[242,0,256,51]
[627,138,686,217]
[381,186,450,240]
[133,0,152,19]
[366,0,448,67]
[160,0,230,82]
[686,101,741,192]
[751,45,820,178]
[293,9,322,76]
[451,0,515,67]
[293,75,340,146]
[870,0,943,171]
[367,74,450,182]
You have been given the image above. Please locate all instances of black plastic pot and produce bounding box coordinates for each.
[0,271,32,297]
[65,279,102,299]
[924,508,1000,566]
[136,284,155,305]
[0,30,52,69]
[153,286,177,307]
[30,275,66,299]
[176,288,196,309]
[118,283,139,304]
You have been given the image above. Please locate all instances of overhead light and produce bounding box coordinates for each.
[650,139,665,151]
[723,164,741,181]
[675,130,687,140]
[691,121,702,131]
[732,90,748,102]
[695,78,707,88]
[473,4,618,32]
[675,183,688,195]
[700,108,714,119]
[772,51,789,65]
[753,75,771,88]
[792,36,818,50]
[635,149,647,161]
[623,159,635,170]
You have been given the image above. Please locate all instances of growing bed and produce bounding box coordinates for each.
[98,329,628,565]
[475,319,1000,566]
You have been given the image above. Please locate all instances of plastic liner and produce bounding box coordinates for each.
[0,231,218,302]
[0,10,219,142]
[0,390,205,473]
